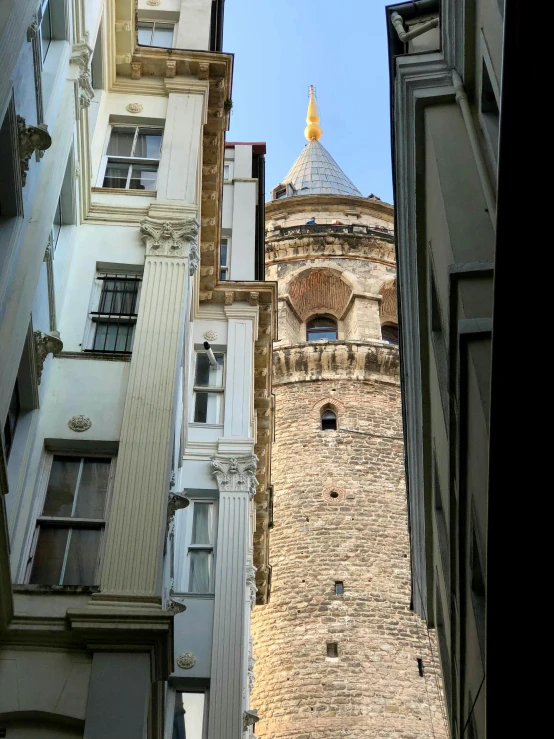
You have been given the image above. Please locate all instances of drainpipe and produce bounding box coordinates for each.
[452,71,497,229]
[390,11,439,43]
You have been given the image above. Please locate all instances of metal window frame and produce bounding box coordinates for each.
[24,454,117,586]
[97,124,164,191]
[306,315,338,341]
[86,273,142,354]
[136,19,176,48]
[192,351,226,424]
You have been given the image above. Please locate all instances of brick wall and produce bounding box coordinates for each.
[251,377,448,738]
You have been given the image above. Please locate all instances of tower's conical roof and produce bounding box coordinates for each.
[274,86,362,199]
[280,139,362,198]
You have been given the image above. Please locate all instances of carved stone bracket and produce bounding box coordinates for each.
[70,41,94,109]
[243,709,260,732]
[34,330,63,384]
[247,563,258,610]
[140,217,199,271]
[211,455,259,499]
[17,116,52,187]
[164,589,187,615]
[167,490,190,534]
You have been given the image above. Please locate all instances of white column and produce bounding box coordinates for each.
[208,455,258,739]
[176,0,213,51]
[222,305,259,441]
[155,79,208,204]
[98,218,198,601]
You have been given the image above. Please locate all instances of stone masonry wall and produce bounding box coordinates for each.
[251,376,448,738]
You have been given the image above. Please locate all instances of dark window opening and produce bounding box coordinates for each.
[275,186,286,200]
[2,380,20,461]
[0,96,22,222]
[381,324,399,345]
[326,642,339,658]
[481,60,499,156]
[329,490,339,499]
[471,527,486,657]
[307,316,337,342]
[335,581,344,595]
[321,409,337,431]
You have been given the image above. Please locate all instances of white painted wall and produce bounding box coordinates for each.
[175,0,213,50]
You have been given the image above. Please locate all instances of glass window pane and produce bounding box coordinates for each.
[137,22,153,46]
[134,130,163,159]
[29,526,69,584]
[220,268,228,281]
[63,528,101,585]
[152,24,174,48]
[129,164,158,191]
[195,354,224,388]
[106,128,135,157]
[103,162,130,189]
[42,456,81,516]
[173,693,205,739]
[74,458,110,518]
[191,503,213,545]
[194,392,221,424]
[189,550,212,593]
[220,240,228,266]
[40,1,52,62]
[307,328,337,341]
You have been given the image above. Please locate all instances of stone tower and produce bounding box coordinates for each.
[250,88,447,738]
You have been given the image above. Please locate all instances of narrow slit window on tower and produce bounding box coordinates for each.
[321,409,337,431]
[335,581,344,595]
[326,642,339,659]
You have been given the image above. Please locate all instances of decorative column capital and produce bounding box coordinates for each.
[211,455,259,499]
[140,217,199,273]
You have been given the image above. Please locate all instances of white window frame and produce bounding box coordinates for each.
[191,351,225,424]
[83,271,143,354]
[223,163,231,181]
[137,19,176,48]
[96,124,164,191]
[173,499,218,595]
[219,237,230,281]
[23,453,116,586]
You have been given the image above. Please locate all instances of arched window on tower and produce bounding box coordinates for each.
[321,409,337,431]
[306,316,338,341]
[381,323,399,345]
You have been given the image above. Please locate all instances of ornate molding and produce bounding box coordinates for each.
[211,455,258,499]
[70,42,94,110]
[126,102,143,114]
[164,590,187,615]
[68,415,92,432]
[17,116,51,187]
[176,652,196,669]
[146,0,161,5]
[34,330,63,384]
[140,217,199,267]
[167,490,190,534]
[247,564,257,610]
[27,15,38,41]
[203,330,218,341]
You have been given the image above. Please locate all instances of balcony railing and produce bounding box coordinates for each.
[266,223,394,240]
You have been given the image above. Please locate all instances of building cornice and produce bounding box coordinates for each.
[265,231,396,267]
[266,194,394,220]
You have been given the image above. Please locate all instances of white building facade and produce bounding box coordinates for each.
[0,2,275,738]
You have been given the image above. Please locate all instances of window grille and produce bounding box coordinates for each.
[87,274,141,354]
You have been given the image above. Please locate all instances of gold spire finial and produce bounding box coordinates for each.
[304,85,322,141]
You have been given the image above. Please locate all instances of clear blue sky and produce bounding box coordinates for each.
[223,0,394,204]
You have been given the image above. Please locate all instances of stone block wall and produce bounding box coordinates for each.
[250,376,448,738]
